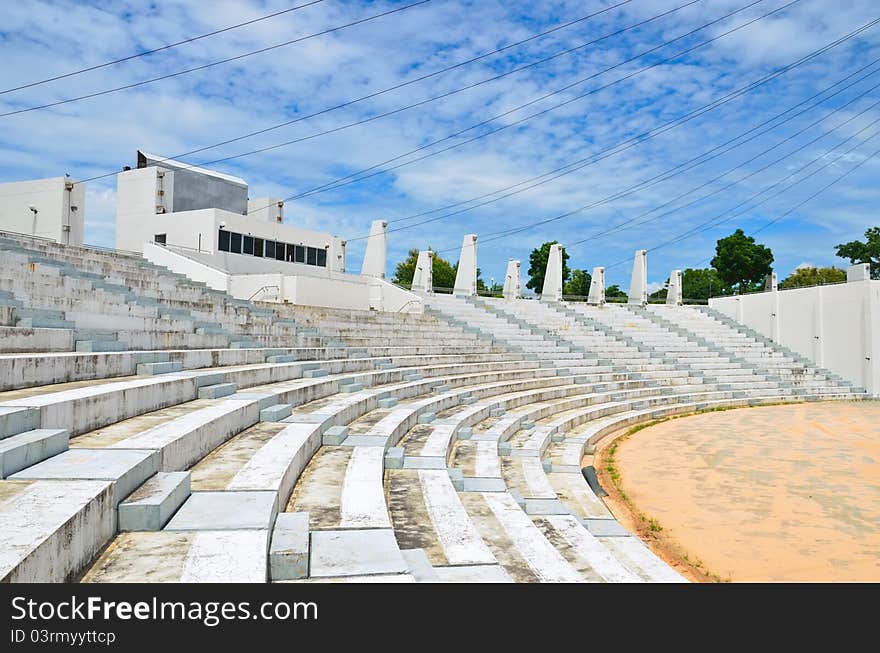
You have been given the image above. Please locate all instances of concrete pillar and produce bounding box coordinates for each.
[588,266,605,305]
[765,272,778,291]
[628,250,647,306]
[453,234,478,296]
[360,220,387,279]
[412,250,434,293]
[541,244,564,302]
[503,259,521,300]
[666,269,683,306]
[847,263,871,282]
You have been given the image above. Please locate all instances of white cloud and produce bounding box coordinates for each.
[0,0,875,283]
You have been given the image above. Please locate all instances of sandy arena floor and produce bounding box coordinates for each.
[612,401,880,582]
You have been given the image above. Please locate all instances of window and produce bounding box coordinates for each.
[275,242,285,261]
[253,238,264,257]
[307,247,317,266]
[230,232,242,253]
[265,240,275,259]
[154,233,166,244]
[243,235,254,255]
[316,248,327,267]
[218,230,231,252]
[286,243,296,262]
[294,245,305,263]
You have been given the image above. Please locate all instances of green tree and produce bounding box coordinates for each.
[680,268,732,301]
[649,283,668,301]
[563,268,592,297]
[835,227,880,279]
[605,284,627,299]
[391,248,457,289]
[526,241,570,292]
[779,266,847,289]
[710,229,774,292]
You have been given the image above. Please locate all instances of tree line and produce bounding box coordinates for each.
[390,227,880,299]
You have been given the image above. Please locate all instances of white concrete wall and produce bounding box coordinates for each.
[0,177,84,246]
[115,167,172,251]
[143,241,229,291]
[710,280,880,395]
[144,242,421,313]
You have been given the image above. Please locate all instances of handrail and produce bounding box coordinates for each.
[396,299,422,313]
[248,285,280,301]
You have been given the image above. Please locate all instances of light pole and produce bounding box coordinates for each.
[28,205,38,236]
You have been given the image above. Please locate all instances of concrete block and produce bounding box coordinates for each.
[303,368,328,378]
[118,472,190,531]
[339,382,364,393]
[10,448,159,506]
[524,498,567,515]
[384,447,405,469]
[447,467,464,491]
[322,425,349,446]
[400,549,439,583]
[417,412,436,424]
[136,361,183,376]
[460,477,506,492]
[309,529,407,578]
[0,429,69,479]
[341,435,388,447]
[0,406,40,439]
[403,372,423,381]
[498,442,511,456]
[457,427,473,440]
[377,397,398,409]
[261,403,293,422]
[375,361,396,370]
[198,382,237,399]
[584,518,630,537]
[403,456,446,469]
[164,491,277,531]
[435,565,513,583]
[269,512,310,581]
[490,408,504,417]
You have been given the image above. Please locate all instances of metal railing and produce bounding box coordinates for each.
[247,285,280,301]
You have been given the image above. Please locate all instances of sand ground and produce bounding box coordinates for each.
[608,401,880,582]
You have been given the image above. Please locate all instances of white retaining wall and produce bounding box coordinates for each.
[710,279,880,395]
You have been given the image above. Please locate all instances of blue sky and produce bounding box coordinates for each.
[0,0,878,291]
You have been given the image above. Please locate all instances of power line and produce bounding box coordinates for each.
[364,53,880,243]
[0,0,328,95]
[71,0,642,185]
[449,86,880,254]
[270,0,782,208]
[602,122,880,269]
[191,0,701,168]
[0,0,432,117]
[417,13,880,252]
[558,78,880,247]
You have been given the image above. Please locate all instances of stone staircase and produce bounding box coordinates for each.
[0,246,870,582]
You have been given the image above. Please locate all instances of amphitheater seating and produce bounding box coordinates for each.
[0,237,868,582]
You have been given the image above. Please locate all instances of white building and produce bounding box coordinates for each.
[115,151,346,272]
[117,151,417,312]
[0,176,85,246]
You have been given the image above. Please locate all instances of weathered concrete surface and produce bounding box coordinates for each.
[82,530,269,583]
[10,448,160,506]
[0,479,114,582]
[269,512,309,580]
[434,564,513,582]
[118,472,191,531]
[164,491,277,531]
[309,529,407,578]
[0,428,68,478]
